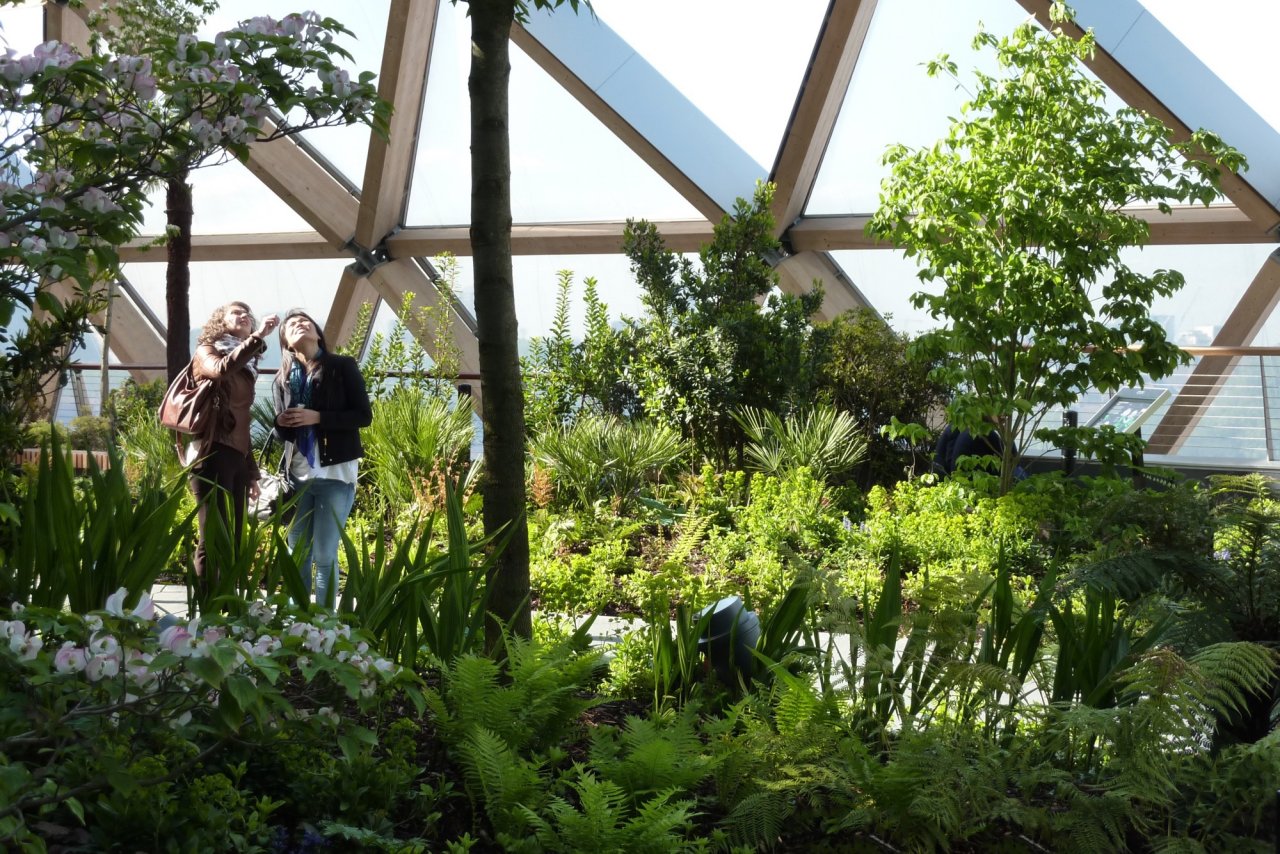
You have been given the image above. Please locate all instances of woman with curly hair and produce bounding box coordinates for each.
[188,301,278,601]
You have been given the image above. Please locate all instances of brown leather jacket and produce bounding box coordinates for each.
[192,334,267,463]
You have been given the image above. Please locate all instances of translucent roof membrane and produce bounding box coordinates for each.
[411,253,650,346]
[833,243,1279,343]
[122,258,350,362]
[1135,0,1279,135]
[586,0,829,172]
[137,158,313,236]
[406,2,702,225]
[200,0,390,189]
[808,0,1028,215]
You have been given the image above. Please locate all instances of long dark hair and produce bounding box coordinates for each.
[276,308,329,384]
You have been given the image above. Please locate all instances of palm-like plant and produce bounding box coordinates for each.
[363,386,475,514]
[735,404,867,485]
[529,414,685,514]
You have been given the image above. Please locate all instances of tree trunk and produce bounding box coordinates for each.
[165,169,193,383]
[469,0,532,649]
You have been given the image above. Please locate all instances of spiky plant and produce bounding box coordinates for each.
[735,404,867,486]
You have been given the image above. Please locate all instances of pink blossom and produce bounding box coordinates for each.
[158,623,193,656]
[85,652,120,682]
[54,642,88,674]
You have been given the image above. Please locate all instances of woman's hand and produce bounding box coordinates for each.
[255,314,280,338]
[278,407,320,427]
[249,479,261,502]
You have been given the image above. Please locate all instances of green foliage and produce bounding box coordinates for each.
[67,415,111,451]
[103,377,167,438]
[735,403,867,487]
[530,413,685,516]
[339,475,496,667]
[623,182,823,464]
[867,4,1244,492]
[523,271,638,436]
[517,769,703,854]
[523,269,578,434]
[0,598,421,849]
[360,257,463,402]
[3,432,191,612]
[701,468,851,614]
[814,307,951,487]
[363,386,475,517]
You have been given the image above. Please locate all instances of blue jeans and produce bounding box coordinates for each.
[287,477,356,609]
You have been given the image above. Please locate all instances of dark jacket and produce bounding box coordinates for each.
[272,352,372,468]
[933,425,1005,475]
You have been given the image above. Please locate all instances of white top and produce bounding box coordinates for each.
[287,442,359,485]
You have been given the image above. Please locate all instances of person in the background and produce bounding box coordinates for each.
[932,419,1007,476]
[272,309,371,608]
[189,301,279,602]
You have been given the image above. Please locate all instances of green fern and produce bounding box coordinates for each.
[589,711,715,804]
[516,768,701,853]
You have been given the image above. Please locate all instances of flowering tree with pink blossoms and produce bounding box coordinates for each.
[0,5,388,485]
[0,589,420,847]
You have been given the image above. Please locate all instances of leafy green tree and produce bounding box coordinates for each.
[451,0,584,648]
[623,182,823,466]
[867,3,1245,494]
[89,0,388,380]
[814,308,951,488]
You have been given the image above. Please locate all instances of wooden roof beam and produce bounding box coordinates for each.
[770,0,878,236]
[243,119,360,247]
[1016,0,1280,233]
[353,0,438,248]
[1146,250,1280,454]
[787,206,1274,251]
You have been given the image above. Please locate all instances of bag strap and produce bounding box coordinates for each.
[256,430,293,476]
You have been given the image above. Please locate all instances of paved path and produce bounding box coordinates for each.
[147,584,644,643]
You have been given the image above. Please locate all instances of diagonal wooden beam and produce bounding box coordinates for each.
[45,278,167,384]
[1016,0,1280,233]
[776,250,870,320]
[354,0,439,248]
[243,120,360,247]
[367,257,481,388]
[770,0,878,236]
[43,0,95,47]
[326,266,380,353]
[1146,250,1280,454]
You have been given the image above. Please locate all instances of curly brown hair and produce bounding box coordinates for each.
[197,301,256,345]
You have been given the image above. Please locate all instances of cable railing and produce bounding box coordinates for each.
[46,348,1280,469]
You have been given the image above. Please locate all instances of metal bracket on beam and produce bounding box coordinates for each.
[344,238,393,278]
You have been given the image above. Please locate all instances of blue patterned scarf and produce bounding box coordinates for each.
[287,353,319,467]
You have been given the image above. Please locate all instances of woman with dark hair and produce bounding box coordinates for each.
[272,309,371,608]
[189,301,279,600]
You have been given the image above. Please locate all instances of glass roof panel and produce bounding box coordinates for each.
[123,258,349,363]
[1136,0,1279,135]
[200,0,390,190]
[416,253,648,347]
[405,2,702,226]
[586,0,830,172]
[831,242,1279,343]
[809,0,1027,215]
[0,2,43,52]
[137,158,313,236]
